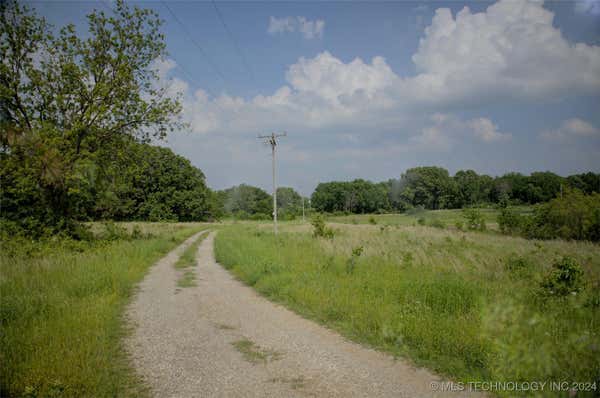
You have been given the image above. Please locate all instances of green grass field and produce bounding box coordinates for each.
[214,221,599,395]
[0,222,207,398]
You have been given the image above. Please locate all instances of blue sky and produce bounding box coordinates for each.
[31,0,600,195]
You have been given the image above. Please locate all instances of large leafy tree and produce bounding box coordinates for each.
[219,184,272,218]
[1,0,184,235]
[398,167,457,210]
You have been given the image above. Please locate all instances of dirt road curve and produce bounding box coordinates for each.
[126,231,479,397]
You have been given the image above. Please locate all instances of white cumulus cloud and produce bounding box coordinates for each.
[410,113,510,151]
[540,118,600,141]
[403,0,600,105]
[268,16,325,39]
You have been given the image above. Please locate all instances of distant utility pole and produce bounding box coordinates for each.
[258,132,286,234]
[302,197,305,223]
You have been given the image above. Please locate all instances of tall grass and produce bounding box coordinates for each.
[0,223,206,397]
[326,207,534,231]
[214,223,599,395]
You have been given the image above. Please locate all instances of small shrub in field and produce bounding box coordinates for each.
[497,207,523,235]
[505,254,532,273]
[102,221,129,241]
[454,221,464,231]
[429,219,445,229]
[462,208,486,231]
[311,214,335,239]
[131,225,143,239]
[346,246,364,274]
[369,216,377,225]
[540,256,585,297]
[417,217,426,226]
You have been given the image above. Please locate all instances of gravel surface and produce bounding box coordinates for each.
[126,231,481,397]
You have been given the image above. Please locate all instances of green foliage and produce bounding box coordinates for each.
[217,184,272,219]
[276,187,303,217]
[540,256,585,297]
[504,254,533,273]
[0,0,191,236]
[368,216,377,225]
[497,207,523,234]
[314,169,598,217]
[391,166,458,210]
[311,214,334,239]
[311,179,390,214]
[462,208,486,231]
[346,246,364,274]
[524,189,600,241]
[417,217,426,226]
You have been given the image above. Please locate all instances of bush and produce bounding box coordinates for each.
[540,256,585,297]
[454,221,464,231]
[417,217,426,226]
[368,216,377,225]
[462,208,486,231]
[504,254,532,273]
[525,190,600,241]
[311,214,335,239]
[102,222,129,241]
[497,207,523,235]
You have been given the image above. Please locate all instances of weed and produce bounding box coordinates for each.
[505,254,533,273]
[346,246,364,274]
[177,269,197,288]
[462,208,486,231]
[311,214,335,239]
[541,256,585,297]
[269,376,306,390]
[369,216,377,225]
[174,232,208,269]
[215,323,236,330]
[231,339,282,364]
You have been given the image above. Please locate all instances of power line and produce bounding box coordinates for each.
[161,1,228,86]
[173,61,227,113]
[211,0,255,84]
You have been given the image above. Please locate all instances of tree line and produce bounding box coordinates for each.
[311,166,600,214]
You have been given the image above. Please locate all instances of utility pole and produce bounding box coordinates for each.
[258,132,286,234]
[302,197,305,223]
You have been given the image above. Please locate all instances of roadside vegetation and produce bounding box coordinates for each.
[0,223,206,397]
[215,222,599,395]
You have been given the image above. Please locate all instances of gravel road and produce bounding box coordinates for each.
[126,231,480,397]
